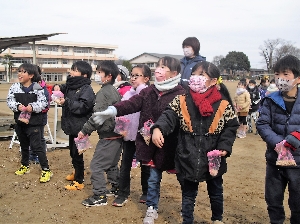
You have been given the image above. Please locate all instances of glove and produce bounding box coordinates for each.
[274,140,296,166]
[284,131,300,151]
[93,106,117,125]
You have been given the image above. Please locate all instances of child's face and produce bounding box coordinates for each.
[53,85,60,91]
[155,62,177,82]
[275,69,300,92]
[116,74,122,82]
[192,67,217,88]
[70,68,87,78]
[18,68,34,86]
[97,70,111,84]
[130,67,149,88]
[237,84,245,89]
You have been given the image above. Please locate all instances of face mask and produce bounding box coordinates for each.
[275,78,296,92]
[188,75,208,93]
[269,83,277,88]
[248,85,254,89]
[237,87,244,92]
[155,67,167,82]
[183,47,194,58]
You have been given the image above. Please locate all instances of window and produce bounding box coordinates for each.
[38,59,59,64]
[95,49,110,54]
[73,47,90,53]
[62,47,69,52]
[38,46,58,52]
[10,45,32,50]
[62,60,68,64]
[43,73,63,82]
[11,58,31,64]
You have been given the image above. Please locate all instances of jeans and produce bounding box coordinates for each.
[146,167,162,210]
[265,163,300,224]
[69,134,84,184]
[182,176,223,224]
[118,141,150,198]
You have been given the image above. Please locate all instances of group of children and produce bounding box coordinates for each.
[7,52,300,224]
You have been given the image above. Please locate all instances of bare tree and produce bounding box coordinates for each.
[212,55,224,68]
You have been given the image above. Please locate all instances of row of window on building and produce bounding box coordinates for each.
[8,58,101,65]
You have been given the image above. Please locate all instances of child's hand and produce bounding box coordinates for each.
[18,104,25,111]
[219,150,228,156]
[152,128,164,148]
[58,98,65,105]
[26,105,32,112]
[77,131,85,139]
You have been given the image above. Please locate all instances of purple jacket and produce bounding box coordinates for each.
[114,84,185,170]
[120,84,147,141]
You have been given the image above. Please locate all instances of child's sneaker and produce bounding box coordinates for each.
[112,196,128,207]
[40,170,53,183]
[139,194,147,203]
[106,185,118,197]
[65,171,75,181]
[82,195,107,207]
[65,181,84,190]
[15,165,30,175]
[143,206,158,224]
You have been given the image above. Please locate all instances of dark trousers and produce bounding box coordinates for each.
[118,141,150,198]
[31,125,46,157]
[69,134,84,184]
[265,163,300,224]
[15,124,49,169]
[181,176,223,224]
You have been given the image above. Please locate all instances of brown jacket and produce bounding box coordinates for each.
[234,90,251,113]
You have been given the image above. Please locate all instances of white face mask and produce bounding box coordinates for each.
[269,83,277,88]
[248,85,255,89]
[183,47,194,58]
[275,78,297,92]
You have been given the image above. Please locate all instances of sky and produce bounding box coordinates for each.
[1,0,300,69]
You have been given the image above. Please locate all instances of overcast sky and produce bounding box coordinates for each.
[1,0,299,69]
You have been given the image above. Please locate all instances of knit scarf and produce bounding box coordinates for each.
[189,85,222,116]
[66,75,91,90]
[154,73,181,92]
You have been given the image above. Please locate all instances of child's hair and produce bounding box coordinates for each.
[52,84,60,91]
[131,64,152,85]
[18,63,39,82]
[182,37,200,56]
[96,60,119,84]
[270,78,275,84]
[71,61,92,79]
[273,55,300,78]
[117,65,129,81]
[157,56,181,74]
[238,81,247,87]
[192,61,234,107]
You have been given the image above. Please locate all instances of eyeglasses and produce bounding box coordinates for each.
[130,74,144,79]
[18,70,27,74]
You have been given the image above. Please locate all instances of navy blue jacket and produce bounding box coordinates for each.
[180,55,206,89]
[256,88,300,167]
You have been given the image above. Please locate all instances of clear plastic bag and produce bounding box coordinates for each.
[74,135,92,155]
[274,140,297,166]
[139,119,154,145]
[207,150,222,176]
[18,108,31,124]
[114,116,130,137]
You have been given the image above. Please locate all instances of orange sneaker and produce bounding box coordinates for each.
[66,171,75,181]
[65,181,84,190]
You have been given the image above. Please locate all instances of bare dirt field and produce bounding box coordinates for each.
[0,81,290,224]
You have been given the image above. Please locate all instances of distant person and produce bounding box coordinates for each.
[256,55,300,224]
[180,37,206,89]
[57,61,95,191]
[114,65,131,96]
[7,63,52,183]
[233,80,251,138]
[246,79,260,134]
[266,78,279,95]
[258,78,269,100]
[151,61,239,224]
[112,64,152,207]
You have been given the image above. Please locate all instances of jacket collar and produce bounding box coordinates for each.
[266,87,300,111]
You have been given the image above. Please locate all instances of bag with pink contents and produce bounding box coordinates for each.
[274,140,296,166]
[74,135,92,155]
[51,91,64,103]
[207,150,222,176]
[114,116,130,137]
[139,119,154,145]
[18,107,31,124]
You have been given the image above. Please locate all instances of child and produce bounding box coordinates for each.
[93,56,185,223]
[79,60,123,206]
[246,79,260,134]
[114,65,131,96]
[151,61,239,224]
[258,78,269,100]
[256,55,300,224]
[57,61,95,190]
[180,37,206,89]
[112,64,152,207]
[7,63,52,183]
[266,78,279,95]
[233,81,251,138]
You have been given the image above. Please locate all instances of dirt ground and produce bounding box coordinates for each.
[0,81,291,224]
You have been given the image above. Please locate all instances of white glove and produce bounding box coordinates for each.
[93,106,117,125]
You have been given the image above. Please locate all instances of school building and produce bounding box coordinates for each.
[0,39,118,82]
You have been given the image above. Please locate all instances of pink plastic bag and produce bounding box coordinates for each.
[74,135,92,155]
[274,140,297,166]
[207,150,222,176]
[114,116,130,137]
[139,119,154,145]
[18,107,31,124]
[51,91,64,102]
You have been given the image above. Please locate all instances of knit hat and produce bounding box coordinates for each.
[117,65,129,81]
